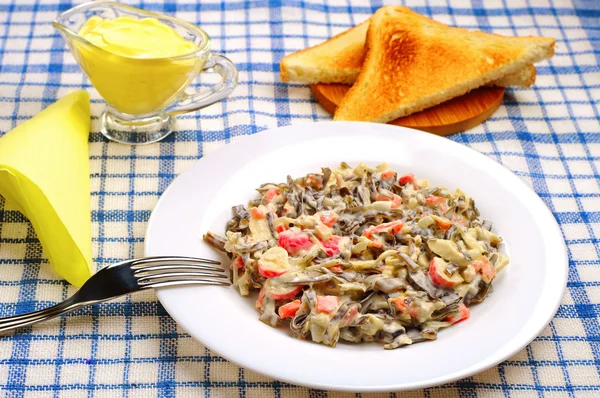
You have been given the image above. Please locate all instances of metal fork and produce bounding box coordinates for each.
[0,256,229,333]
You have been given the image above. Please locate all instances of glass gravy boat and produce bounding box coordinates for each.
[53,1,238,144]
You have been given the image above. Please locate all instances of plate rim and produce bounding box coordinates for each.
[146,121,568,392]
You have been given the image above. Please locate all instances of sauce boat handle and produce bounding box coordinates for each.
[167,54,238,116]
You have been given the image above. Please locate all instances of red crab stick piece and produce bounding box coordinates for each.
[278,230,313,254]
[472,256,496,283]
[319,211,338,227]
[341,305,359,327]
[319,235,349,257]
[270,285,302,301]
[327,265,343,273]
[428,257,463,288]
[425,196,445,204]
[258,264,287,278]
[316,295,340,314]
[392,296,420,318]
[380,170,395,180]
[278,300,302,319]
[445,304,470,324]
[398,173,415,185]
[264,188,279,204]
[250,207,266,219]
[258,247,291,278]
[431,215,453,231]
[363,220,404,239]
[231,256,244,270]
[375,193,402,208]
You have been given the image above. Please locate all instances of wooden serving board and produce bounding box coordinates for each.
[311,83,505,136]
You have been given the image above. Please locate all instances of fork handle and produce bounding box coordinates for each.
[0,296,88,333]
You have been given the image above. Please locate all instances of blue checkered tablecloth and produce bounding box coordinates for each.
[0,0,599,396]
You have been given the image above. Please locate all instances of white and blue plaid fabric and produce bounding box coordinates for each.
[0,0,599,396]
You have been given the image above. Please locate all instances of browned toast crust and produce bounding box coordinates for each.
[280,21,369,84]
[280,16,538,87]
[334,6,554,122]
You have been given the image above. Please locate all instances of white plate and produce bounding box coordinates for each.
[145,122,567,392]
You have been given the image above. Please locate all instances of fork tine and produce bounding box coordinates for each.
[134,263,227,275]
[0,256,230,334]
[136,271,229,283]
[140,255,221,264]
[133,256,221,267]
[140,278,231,289]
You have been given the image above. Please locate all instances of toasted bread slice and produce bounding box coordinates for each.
[281,21,369,85]
[280,20,537,88]
[334,6,554,123]
[493,65,537,87]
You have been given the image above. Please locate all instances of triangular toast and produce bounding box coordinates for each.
[280,19,536,87]
[281,21,369,85]
[334,6,554,123]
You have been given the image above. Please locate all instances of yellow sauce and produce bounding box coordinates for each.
[74,16,204,115]
[79,16,197,58]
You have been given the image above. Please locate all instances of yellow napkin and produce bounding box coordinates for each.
[0,91,92,287]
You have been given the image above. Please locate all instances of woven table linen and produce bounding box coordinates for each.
[0,0,599,396]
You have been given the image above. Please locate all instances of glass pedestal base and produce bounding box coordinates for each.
[100,107,175,145]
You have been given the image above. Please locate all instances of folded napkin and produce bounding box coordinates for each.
[0,91,92,287]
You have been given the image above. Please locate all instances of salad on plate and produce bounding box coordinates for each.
[204,163,509,350]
